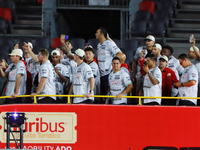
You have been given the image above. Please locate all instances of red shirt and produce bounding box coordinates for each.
[161,67,179,96]
[121,63,131,73]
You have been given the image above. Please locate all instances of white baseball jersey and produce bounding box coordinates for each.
[72,62,94,103]
[121,67,130,76]
[54,63,70,96]
[5,61,26,96]
[25,56,40,78]
[109,69,132,104]
[191,57,200,65]
[88,61,100,95]
[168,55,184,75]
[38,60,56,100]
[143,67,162,105]
[178,65,198,105]
[156,55,161,66]
[61,55,77,83]
[97,40,121,77]
[195,62,200,84]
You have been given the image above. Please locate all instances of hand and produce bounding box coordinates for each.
[140,50,146,58]
[54,67,59,74]
[116,93,123,100]
[138,90,143,96]
[30,93,37,96]
[60,34,65,43]
[85,92,92,99]
[143,64,149,73]
[173,82,181,88]
[1,59,7,69]
[14,43,19,49]
[190,38,196,46]
[22,42,31,51]
[11,93,18,99]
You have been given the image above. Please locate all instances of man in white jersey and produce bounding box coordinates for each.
[133,35,155,96]
[107,57,133,105]
[69,49,95,104]
[141,54,162,105]
[51,50,70,103]
[95,27,124,96]
[174,54,198,106]
[0,49,26,104]
[161,45,183,97]
[84,46,101,103]
[31,49,56,103]
[152,43,162,66]
[15,42,40,81]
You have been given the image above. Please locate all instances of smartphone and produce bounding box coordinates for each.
[143,61,147,66]
[189,34,194,43]
[65,35,69,40]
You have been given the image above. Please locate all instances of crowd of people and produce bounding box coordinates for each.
[0,27,199,106]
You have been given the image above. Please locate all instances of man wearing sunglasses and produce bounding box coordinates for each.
[174,54,198,106]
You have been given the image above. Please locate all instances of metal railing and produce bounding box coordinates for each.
[0,95,200,105]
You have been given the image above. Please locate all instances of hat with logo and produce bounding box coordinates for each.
[75,48,85,57]
[159,55,168,62]
[145,35,155,42]
[189,46,199,52]
[153,43,162,50]
[51,49,60,56]
[9,49,23,57]
[28,42,33,49]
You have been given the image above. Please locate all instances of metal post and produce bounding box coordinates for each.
[6,124,10,149]
[20,124,23,149]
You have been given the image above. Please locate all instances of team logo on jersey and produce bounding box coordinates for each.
[74,74,81,79]
[167,73,171,79]
[115,75,120,79]
[110,80,119,85]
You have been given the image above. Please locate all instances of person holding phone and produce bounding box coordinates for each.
[140,54,162,105]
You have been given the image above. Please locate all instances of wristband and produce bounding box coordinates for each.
[147,71,150,74]
[89,90,93,93]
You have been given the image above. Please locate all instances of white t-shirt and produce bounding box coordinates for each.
[109,69,132,104]
[38,60,56,100]
[178,65,198,105]
[54,63,70,96]
[143,67,162,105]
[5,61,26,96]
[97,40,121,77]
[88,61,100,95]
[72,62,94,103]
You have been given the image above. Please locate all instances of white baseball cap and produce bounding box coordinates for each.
[145,35,155,42]
[28,42,33,49]
[51,49,60,56]
[153,43,162,50]
[159,55,168,62]
[189,46,199,52]
[9,49,23,57]
[75,48,85,57]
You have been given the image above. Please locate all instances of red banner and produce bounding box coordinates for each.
[0,104,200,150]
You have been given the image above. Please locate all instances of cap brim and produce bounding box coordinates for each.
[145,38,152,41]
